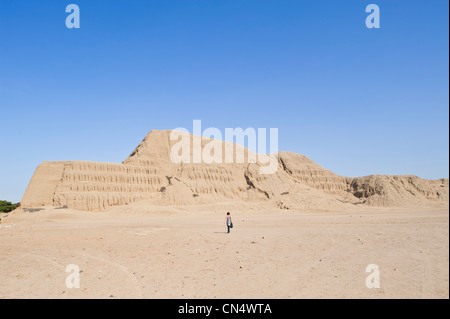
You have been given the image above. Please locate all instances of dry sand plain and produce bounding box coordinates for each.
[0,203,448,299]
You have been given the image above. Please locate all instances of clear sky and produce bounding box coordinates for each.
[0,0,448,203]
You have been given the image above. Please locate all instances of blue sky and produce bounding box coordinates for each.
[0,0,448,202]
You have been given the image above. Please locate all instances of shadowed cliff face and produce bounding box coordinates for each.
[21,130,449,211]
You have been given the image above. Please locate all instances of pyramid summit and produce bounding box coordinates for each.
[21,130,449,212]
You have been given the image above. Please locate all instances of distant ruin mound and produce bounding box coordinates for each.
[21,130,449,211]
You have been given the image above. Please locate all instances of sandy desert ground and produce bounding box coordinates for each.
[0,202,448,299]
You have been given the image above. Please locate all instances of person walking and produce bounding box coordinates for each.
[225,212,233,234]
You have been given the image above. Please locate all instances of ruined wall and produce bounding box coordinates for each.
[21,161,67,208]
[21,130,450,211]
